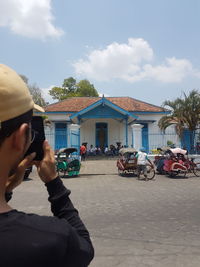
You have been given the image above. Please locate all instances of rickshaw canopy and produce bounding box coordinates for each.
[57,147,77,156]
[170,148,187,155]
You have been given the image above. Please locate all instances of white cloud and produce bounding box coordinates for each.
[73,38,198,83]
[74,38,153,81]
[125,57,193,83]
[143,58,193,83]
[0,0,64,39]
[41,85,55,104]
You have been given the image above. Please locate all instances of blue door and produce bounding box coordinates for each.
[141,123,149,153]
[96,123,108,149]
[181,129,194,153]
[55,123,67,150]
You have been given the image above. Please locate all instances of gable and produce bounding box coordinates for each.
[70,97,138,122]
[81,104,126,119]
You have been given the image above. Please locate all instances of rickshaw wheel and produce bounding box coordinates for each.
[58,169,66,178]
[118,168,124,176]
[169,171,187,178]
[179,171,187,178]
[146,166,156,180]
[193,163,200,177]
[169,171,178,178]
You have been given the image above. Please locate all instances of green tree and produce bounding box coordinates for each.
[181,90,200,132]
[76,79,99,97]
[158,89,200,149]
[158,98,185,137]
[48,86,67,101]
[62,77,76,93]
[49,77,99,101]
[20,74,46,107]
[29,84,46,107]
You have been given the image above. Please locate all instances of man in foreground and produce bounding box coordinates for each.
[0,64,94,266]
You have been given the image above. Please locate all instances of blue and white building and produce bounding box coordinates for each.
[44,96,183,153]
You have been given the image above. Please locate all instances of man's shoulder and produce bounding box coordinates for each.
[9,210,71,236]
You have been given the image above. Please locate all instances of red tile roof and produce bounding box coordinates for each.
[45,97,165,113]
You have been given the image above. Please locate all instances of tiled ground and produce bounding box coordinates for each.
[10,159,200,267]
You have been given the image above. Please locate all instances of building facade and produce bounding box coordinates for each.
[44,96,181,153]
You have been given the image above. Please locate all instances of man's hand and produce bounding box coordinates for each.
[6,152,36,193]
[34,140,57,184]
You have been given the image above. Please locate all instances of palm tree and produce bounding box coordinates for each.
[181,90,200,131]
[158,90,200,151]
[158,98,185,137]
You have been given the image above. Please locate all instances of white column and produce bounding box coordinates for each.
[131,124,144,151]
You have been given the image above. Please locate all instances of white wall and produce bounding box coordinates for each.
[80,118,126,148]
[80,119,95,146]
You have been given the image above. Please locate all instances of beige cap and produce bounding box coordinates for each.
[0,64,44,123]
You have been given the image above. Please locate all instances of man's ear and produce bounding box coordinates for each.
[11,124,29,152]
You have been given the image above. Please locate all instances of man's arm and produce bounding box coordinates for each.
[45,177,94,266]
[35,141,94,266]
[146,155,154,167]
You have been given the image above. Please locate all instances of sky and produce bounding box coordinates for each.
[0,0,200,106]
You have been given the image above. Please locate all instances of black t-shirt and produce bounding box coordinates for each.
[0,178,94,267]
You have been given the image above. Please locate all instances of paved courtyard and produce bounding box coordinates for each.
[10,159,200,267]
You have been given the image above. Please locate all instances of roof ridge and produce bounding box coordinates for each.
[45,96,100,107]
[106,96,164,110]
[129,97,164,110]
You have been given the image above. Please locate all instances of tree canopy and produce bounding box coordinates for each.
[158,90,200,152]
[29,84,46,107]
[49,77,99,101]
[20,75,47,107]
[158,89,200,137]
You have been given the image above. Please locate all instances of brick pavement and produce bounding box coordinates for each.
[10,159,200,267]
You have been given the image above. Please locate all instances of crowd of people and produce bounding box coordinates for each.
[80,143,125,160]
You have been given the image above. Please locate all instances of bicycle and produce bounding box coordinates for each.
[184,158,200,177]
[137,163,156,181]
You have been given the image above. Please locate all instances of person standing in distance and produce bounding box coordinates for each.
[0,64,94,267]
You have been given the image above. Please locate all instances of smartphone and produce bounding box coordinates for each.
[24,116,45,161]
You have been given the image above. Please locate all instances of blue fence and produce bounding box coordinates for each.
[146,131,200,154]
